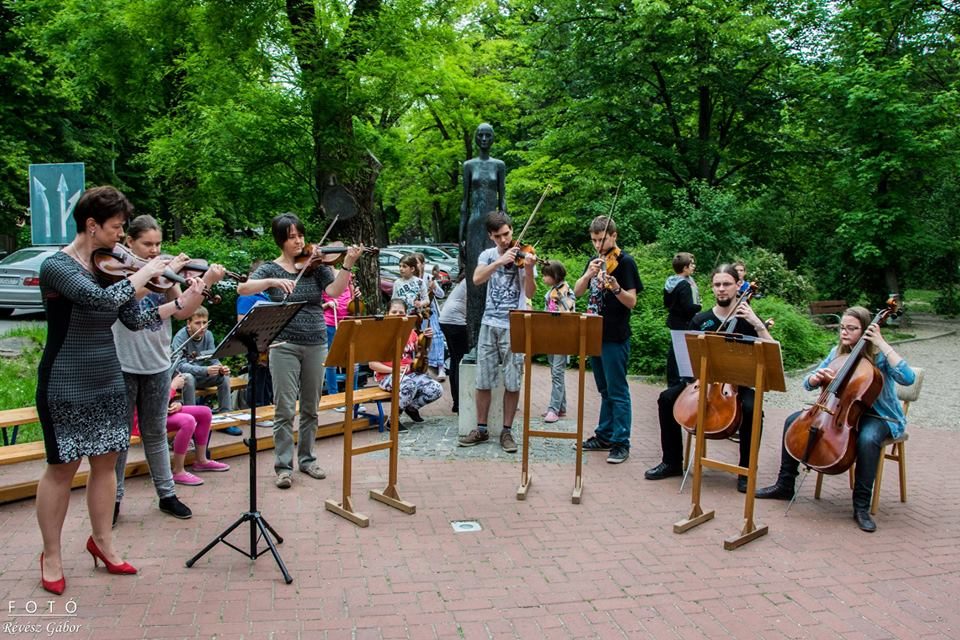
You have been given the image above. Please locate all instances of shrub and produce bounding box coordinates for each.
[734,247,816,306]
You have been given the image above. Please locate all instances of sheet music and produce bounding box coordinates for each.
[671,330,702,378]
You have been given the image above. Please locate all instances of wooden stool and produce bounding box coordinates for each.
[814,433,908,514]
[814,367,923,514]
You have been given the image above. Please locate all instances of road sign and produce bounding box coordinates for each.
[29,163,84,246]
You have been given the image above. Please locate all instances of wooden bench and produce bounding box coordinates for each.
[0,406,38,446]
[194,376,248,399]
[0,430,141,466]
[0,385,392,503]
[808,299,848,328]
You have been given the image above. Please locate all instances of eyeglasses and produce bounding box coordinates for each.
[839,325,861,333]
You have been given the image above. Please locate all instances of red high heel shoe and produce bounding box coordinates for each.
[85,536,137,575]
[40,553,65,595]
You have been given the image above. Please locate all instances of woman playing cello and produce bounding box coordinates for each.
[756,305,916,532]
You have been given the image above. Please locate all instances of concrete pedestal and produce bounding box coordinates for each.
[458,362,521,439]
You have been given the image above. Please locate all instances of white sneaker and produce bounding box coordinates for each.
[334,406,346,413]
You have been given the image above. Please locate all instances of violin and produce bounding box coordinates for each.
[784,299,901,475]
[672,282,760,440]
[411,328,431,375]
[346,281,366,315]
[293,243,379,274]
[92,245,223,304]
[510,241,550,268]
[599,247,622,289]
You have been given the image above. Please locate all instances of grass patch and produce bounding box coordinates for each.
[0,324,46,443]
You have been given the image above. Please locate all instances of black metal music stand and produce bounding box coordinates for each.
[185,301,305,584]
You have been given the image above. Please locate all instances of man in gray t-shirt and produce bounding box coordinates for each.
[458,211,536,453]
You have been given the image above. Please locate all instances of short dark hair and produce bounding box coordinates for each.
[387,298,407,313]
[126,214,162,241]
[711,263,739,282]
[271,213,306,248]
[73,186,134,228]
[542,260,566,282]
[672,252,694,274]
[589,215,617,235]
[485,210,512,233]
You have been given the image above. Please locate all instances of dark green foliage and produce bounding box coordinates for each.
[750,297,835,371]
[0,325,46,443]
[933,285,960,317]
[658,183,748,267]
[735,247,815,307]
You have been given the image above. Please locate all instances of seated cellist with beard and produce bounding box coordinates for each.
[644,264,773,493]
[755,305,915,533]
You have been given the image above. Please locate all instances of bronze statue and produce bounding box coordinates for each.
[460,123,506,350]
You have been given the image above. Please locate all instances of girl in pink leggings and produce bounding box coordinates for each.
[133,375,230,485]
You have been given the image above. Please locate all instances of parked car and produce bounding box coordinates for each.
[0,246,61,317]
[386,244,458,282]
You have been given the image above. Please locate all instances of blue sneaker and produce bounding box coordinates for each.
[223,426,243,436]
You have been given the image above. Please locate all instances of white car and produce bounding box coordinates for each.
[0,247,61,317]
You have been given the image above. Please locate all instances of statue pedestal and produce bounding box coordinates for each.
[458,362,520,439]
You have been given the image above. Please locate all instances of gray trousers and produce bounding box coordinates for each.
[181,371,233,411]
[115,371,176,501]
[269,341,326,474]
[546,354,568,414]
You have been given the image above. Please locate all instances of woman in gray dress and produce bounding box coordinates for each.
[35,186,202,594]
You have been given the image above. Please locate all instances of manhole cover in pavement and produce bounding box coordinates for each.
[451,520,482,533]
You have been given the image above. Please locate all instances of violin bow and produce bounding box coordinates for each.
[597,174,624,258]
[514,184,552,246]
[594,174,624,291]
[283,213,341,301]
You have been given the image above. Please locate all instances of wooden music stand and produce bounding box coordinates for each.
[324,314,418,527]
[509,310,603,503]
[673,333,785,549]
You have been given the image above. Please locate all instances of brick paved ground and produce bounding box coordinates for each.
[1,365,958,639]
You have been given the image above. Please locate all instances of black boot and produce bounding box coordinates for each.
[854,509,877,532]
[755,483,794,500]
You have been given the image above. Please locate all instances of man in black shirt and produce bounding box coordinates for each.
[573,216,642,464]
[645,264,773,491]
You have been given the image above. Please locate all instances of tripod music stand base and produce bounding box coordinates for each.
[516,474,532,501]
[572,478,583,504]
[325,499,370,527]
[369,488,416,514]
[185,511,292,584]
[724,524,768,550]
[673,508,715,533]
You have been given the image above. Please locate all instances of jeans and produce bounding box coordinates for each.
[181,371,232,411]
[775,411,891,511]
[658,383,758,468]
[270,341,326,474]
[115,371,176,501]
[590,339,632,448]
[546,354,568,414]
[324,325,339,395]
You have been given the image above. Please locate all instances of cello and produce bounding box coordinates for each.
[783,299,901,475]
[671,281,759,440]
